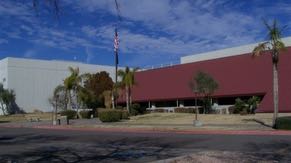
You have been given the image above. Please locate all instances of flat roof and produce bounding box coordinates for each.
[181,36,291,64]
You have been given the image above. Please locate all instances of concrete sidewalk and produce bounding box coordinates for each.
[1,117,291,136]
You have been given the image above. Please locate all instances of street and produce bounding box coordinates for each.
[0,127,291,162]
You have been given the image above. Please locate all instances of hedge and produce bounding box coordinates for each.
[130,103,146,115]
[60,110,77,119]
[274,116,291,130]
[121,110,130,119]
[98,109,122,122]
[79,111,91,119]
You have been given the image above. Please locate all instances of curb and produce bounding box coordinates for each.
[2,124,291,136]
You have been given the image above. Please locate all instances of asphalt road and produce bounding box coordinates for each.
[0,127,291,162]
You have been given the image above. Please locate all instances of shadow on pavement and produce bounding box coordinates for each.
[0,136,178,162]
[0,121,10,123]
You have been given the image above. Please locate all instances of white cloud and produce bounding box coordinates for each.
[23,49,36,58]
[1,0,290,67]
[69,0,262,50]
[0,39,8,44]
[85,46,94,63]
[81,26,98,38]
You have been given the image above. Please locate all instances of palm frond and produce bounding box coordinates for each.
[275,40,286,51]
[263,19,272,32]
[80,73,90,82]
[117,70,125,77]
[68,66,74,73]
[252,42,269,57]
[54,85,65,96]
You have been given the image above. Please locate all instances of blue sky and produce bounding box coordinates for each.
[1,0,291,68]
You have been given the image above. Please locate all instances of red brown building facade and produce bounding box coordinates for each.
[119,39,291,113]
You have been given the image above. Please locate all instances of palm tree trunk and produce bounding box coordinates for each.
[64,90,68,110]
[129,87,132,106]
[68,91,72,110]
[53,98,58,125]
[126,86,130,112]
[272,63,279,127]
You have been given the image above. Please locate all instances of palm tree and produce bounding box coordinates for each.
[64,66,81,110]
[54,67,88,111]
[51,85,64,125]
[117,67,138,112]
[252,20,286,127]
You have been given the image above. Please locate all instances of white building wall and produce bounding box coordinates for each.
[181,36,291,64]
[1,57,115,113]
[0,58,8,89]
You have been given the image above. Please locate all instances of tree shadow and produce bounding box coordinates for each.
[0,121,10,123]
[0,133,67,145]
[0,136,182,162]
[244,140,291,162]
[242,118,273,128]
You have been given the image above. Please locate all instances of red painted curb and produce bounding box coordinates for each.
[2,125,291,136]
[29,125,291,136]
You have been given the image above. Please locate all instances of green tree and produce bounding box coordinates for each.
[54,67,88,111]
[189,71,219,114]
[247,96,260,114]
[234,98,247,114]
[117,67,138,112]
[50,85,65,125]
[83,71,114,108]
[0,84,17,115]
[252,20,286,126]
[0,84,5,115]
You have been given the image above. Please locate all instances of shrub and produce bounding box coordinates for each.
[234,98,246,114]
[98,109,121,122]
[130,103,146,115]
[274,116,291,130]
[79,111,91,119]
[130,108,139,116]
[116,105,124,110]
[93,108,105,118]
[247,96,260,114]
[60,110,77,119]
[93,110,98,118]
[121,110,130,119]
[174,107,196,113]
[228,106,235,114]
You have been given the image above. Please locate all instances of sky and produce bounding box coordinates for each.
[1,0,291,69]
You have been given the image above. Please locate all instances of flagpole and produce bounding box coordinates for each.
[115,43,118,109]
[113,28,119,109]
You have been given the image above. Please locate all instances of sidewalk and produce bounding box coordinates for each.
[1,119,291,136]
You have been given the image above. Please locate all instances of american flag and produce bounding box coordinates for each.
[114,28,119,64]
[114,29,119,52]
